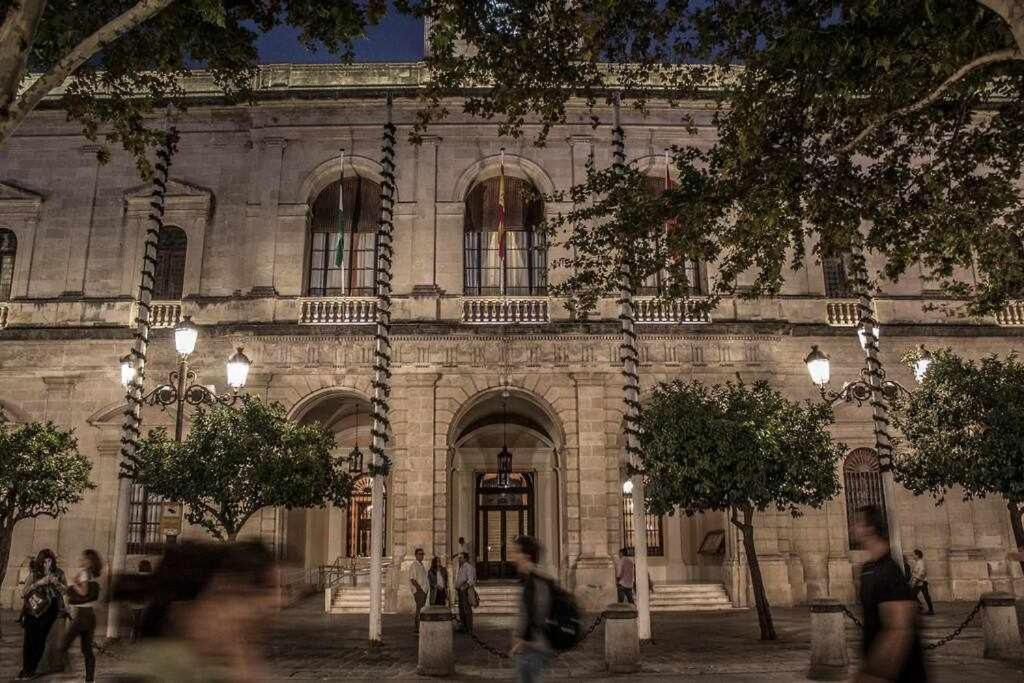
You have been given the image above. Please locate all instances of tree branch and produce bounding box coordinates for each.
[840,48,1023,155]
[0,0,176,142]
[0,0,47,119]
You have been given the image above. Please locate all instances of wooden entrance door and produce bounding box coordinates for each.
[475,472,534,580]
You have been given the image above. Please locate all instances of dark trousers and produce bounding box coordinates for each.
[61,607,96,682]
[432,588,448,606]
[914,582,934,614]
[414,590,428,630]
[457,588,474,632]
[616,585,635,604]
[21,601,58,676]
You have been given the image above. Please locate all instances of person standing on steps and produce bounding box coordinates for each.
[410,548,429,633]
[909,549,934,616]
[428,556,449,607]
[852,505,927,683]
[454,552,477,634]
[616,548,635,604]
[511,535,552,683]
[60,549,103,683]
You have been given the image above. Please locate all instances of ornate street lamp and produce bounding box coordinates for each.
[173,316,199,357]
[349,403,364,474]
[804,345,831,388]
[497,389,512,487]
[804,344,912,405]
[226,347,251,390]
[120,354,137,388]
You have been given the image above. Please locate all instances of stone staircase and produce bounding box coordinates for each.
[650,583,735,612]
[471,582,520,615]
[328,585,388,614]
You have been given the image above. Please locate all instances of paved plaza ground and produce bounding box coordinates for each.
[2,599,1023,681]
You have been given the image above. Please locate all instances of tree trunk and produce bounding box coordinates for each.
[0,516,17,638]
[733,506,776,641]
[0,0,47,122]
[1007,500,1024,576]
[226,530,238,543]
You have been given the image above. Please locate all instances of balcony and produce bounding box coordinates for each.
[300,297,377,325]
[634,297,711,324]
[825,299,862,326]
[147,301,183,329]
[996,302,1024,327]
[462,297,550,324]
[0,304,7,329]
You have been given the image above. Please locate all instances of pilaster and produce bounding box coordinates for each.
[62,145,102,297]
[248,137,288,295]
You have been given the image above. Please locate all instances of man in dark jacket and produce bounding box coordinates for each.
[511,535,551,683]
[852,505,927,683]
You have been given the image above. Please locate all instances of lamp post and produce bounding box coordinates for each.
[120,317,252,441]
[803,340,930,570]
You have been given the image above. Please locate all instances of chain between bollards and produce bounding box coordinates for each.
[839,599,984,651]
[454,613,606,660]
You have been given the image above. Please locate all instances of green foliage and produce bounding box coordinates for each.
[128,395,353,541]
[410,1,1024,315]
[0,418,94,525]
[13,0,387,177]
[892,349,1024,503]
[640,379,844,518]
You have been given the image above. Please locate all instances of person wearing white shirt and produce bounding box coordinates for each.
[454,553,477,633]
[409,548,429,632]
[910,549,934,615]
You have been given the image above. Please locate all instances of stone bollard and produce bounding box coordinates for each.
[603,603,639,674]
[980,592,1024,661]
[808,598,849,680]
[417,606,454,676]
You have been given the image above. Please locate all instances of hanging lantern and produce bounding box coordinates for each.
[349,403,364,473]
[497,445,512,488]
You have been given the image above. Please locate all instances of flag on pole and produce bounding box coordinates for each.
[334,151,346,268]
[497,150,507,261]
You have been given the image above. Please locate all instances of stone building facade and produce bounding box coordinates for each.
[1,62,1023,615]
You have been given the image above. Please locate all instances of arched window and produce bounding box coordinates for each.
[0,228,16,301]
[622,480,664,557]
[844,448,886,548]
[347,475,387,558]
[639,175,706,296]
[307,177,381,297]
[823,252,854,298]
[152,225,187,300]
[464,175,546,296]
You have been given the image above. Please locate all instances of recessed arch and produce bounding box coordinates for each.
[451,153,556,203]
[299,153,397,206]
[445,385,566,453]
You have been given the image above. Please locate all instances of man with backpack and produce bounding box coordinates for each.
[511,535,583,682]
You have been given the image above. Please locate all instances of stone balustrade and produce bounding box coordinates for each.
[995,301,1024,326]
[633,297,711,324]
[825,300,861,326]
[300,297,377,325]
[147,301,183,329]
[461,297,550,324]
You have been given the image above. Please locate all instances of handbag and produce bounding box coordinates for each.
[468,585,480,608]
[25,588,52,619]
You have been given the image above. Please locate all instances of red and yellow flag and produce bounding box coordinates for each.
[497,155,507,260]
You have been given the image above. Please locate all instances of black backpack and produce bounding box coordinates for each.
[543,578,582,652]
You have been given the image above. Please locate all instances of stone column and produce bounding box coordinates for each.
[603,603,639,673]
[417,606,454,676]
[980,592,1024,660]
[62,145,101,297]
[392,373,441,558]
[569,372,614,611]
[807,599,848,680]
[411,136,441,299]
[247,137,287,295]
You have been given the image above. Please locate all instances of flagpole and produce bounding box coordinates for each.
[499,147,506,296]
[336,149,346,296]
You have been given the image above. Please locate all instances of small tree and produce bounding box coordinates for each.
[639,379,844,641]
[892,349,1024,571]
[0,417,94,605]
[128,396,352,542]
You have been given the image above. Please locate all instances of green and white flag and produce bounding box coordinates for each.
[334,151,345,268]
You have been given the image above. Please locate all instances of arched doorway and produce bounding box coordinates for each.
[448,388,564,580]
[286,390,385,570]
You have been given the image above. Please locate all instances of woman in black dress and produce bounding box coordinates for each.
[18,548,66,680]
[428,556,449,606]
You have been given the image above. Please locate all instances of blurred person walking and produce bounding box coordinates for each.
[59,549,103,682]
[18,548,66,680]
[616,547,635,604]
[109,539,277,682]
[852,506,927,683]
[511,535,552,683]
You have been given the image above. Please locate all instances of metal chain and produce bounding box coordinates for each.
[840,605,864,629]
[923,599,984,651]
[453,613,510,659]
[453,612,606,660]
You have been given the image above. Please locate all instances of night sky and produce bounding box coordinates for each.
[256,9,425,64]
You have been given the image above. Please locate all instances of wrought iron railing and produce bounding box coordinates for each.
[300,297,377,325]
[462,297,550,324]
